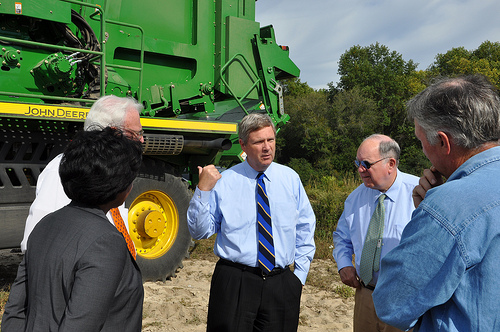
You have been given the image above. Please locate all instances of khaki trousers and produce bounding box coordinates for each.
[354,286,412,332]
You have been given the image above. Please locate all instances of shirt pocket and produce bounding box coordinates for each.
[270,199,298,231]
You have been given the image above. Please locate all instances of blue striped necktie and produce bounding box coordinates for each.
[257,172,275,274]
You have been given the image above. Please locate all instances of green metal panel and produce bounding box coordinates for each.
[0,0,71,23]
[258,25,301,79]
[222,16,260,99]
[103,0,195,45]
[83,0,218,114]
[214,0,258,97]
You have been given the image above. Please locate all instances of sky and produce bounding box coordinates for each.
[255,0,500,90]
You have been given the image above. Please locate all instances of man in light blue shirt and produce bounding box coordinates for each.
[188,113,316,331]
[333,134,418,332]
[373,74,500,331]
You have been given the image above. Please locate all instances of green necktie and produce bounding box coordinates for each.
[359,193,386,285]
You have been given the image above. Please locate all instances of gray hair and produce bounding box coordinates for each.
[407,74,500,149]
[84,95,143,131]
[364,134,400,163]
[238,113,276,144]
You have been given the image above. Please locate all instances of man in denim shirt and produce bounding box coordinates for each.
[373,74,500,331]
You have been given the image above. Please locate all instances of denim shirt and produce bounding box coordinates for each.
[373,146,500,331]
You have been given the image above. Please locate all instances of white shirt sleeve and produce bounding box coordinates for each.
[21,154,127,252]
[21,154,70,252]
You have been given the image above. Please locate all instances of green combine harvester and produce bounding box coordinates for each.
[0,0,299,280]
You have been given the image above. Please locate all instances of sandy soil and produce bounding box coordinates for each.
[141,258,354,331]
[1,250,354,331]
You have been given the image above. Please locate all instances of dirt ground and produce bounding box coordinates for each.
[0,249,354,331]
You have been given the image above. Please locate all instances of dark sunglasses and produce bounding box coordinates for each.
[354,157,390,170]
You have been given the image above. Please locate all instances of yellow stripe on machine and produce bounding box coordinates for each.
[140,118,237,134]
[0,101,88,120]
[0,101,238,134]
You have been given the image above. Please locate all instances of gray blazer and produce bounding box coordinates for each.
[1,202,143,331]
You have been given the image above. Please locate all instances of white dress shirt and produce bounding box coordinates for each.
[21,154,129,252]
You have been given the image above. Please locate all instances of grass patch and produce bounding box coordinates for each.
[334,284,356,299]
[305,173,360,239]
[314,234,335,260]
[1,285,11,330]
[142,321,163,328]
[305,260,339,291]
[188,235,217,262]
[186,315,203,325]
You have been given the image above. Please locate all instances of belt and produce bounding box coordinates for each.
[361,281,375,291]
[218,258,289,278]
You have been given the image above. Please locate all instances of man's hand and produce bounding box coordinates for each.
[412,166,444,208]
[197,165,222,192]
[339,266,361,289]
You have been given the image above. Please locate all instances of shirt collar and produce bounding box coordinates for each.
[447,146,500,182]
[378,169,402,203]
[242,160,273,181]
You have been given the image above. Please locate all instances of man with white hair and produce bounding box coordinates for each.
[20,95,144,252]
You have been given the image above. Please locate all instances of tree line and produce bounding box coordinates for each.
[277,40,500,183]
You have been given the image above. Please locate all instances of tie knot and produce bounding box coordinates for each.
[378,193,386,203]
[257,172,265,181]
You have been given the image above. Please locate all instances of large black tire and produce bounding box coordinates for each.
[125,174,193,281]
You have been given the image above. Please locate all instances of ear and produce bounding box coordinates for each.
[387,157,397,173]
[388,157,397,168]
[239,139,246,153]
[437,131,452,155]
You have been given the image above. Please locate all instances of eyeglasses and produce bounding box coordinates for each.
[354,157,390,170]
[125,129,144,139]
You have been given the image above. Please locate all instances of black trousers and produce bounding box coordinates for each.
[207,259,303,332]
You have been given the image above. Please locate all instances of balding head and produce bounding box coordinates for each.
[356,134,400,192]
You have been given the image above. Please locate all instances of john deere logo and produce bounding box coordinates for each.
[25,106,88,119]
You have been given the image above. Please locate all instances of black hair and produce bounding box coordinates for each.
[60,127,143,206]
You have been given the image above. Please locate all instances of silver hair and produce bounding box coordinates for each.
[407,74,500,149]
[238,113,276,144]
[84,95,143,131]
[364,134,400,165]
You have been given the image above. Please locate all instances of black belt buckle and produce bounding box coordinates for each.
[361,281,375,291]
[265,266,288,277]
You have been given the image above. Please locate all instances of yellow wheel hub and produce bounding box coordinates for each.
[128,190,179,259]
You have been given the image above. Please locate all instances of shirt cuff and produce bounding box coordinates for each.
[194,186,212,203]
[294,269,308,285]
[336,257,355,272]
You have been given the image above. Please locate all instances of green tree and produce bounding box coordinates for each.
[281,77,314,97]
[330,43,425,175]
[278,87,333,181]
[327,87,381,174]
[428,41,500,88]
[334,43,418,139]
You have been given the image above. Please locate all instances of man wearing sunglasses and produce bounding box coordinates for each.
[332,134,419,332]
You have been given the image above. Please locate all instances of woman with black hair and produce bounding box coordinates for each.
[3,127,144,331]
